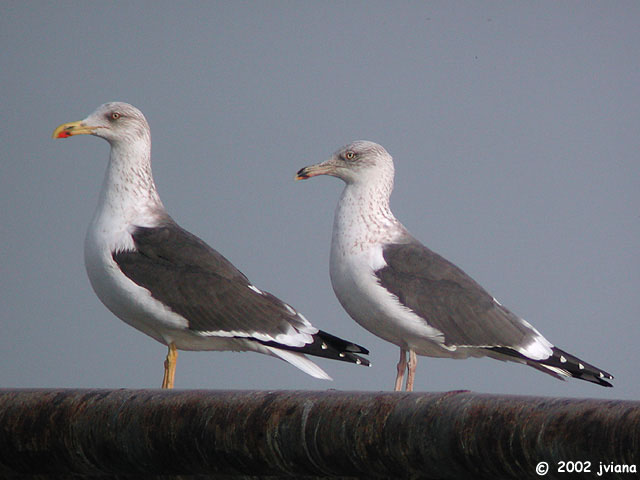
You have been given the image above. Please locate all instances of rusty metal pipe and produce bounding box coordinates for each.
[0,389,638,479]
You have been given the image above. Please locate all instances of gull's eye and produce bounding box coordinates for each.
[345,151,356,160]
[110,112,121,120]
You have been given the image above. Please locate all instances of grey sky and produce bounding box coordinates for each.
[2,2,638,399]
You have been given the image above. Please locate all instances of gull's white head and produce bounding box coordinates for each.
[53,102,150,147]
[296,140,395,186]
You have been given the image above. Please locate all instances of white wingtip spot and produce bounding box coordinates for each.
[355,358,361,365]
[579,363,585,370]
[560,355,567,363]
[339,352,345,358]
[321,342,328,350]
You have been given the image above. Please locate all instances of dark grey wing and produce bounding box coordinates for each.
[113,219,369,364]
[377,237,613,386]
[375,238,538,349]
[113,219,314,340]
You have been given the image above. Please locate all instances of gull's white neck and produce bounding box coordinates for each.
[331,172,404,254]
[85,134,167,261]
[93,136,165,229]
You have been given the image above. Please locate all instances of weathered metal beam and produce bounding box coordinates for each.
[0,389,637,479]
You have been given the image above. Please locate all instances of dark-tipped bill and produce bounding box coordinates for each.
[295,163,334,180]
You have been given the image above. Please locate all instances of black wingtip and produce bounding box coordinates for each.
[317,329,370,355]
[312,330,371,366]
[487,346,614,388]
[549,347,614,387]
[256,330,370,367]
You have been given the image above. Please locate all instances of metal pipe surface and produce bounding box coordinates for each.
[0,389,637,479]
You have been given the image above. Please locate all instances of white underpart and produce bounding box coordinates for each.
[329,167,448,355]
[331,242,446,350]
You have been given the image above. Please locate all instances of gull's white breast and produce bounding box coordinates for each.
[328,185,458,357]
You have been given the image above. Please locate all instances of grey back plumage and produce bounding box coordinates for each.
[375,237,536,349]
[114,218,316,339]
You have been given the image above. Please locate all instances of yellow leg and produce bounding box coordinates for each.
[405,349,418,392]
[394,348,407,391]
[161,342,178,389]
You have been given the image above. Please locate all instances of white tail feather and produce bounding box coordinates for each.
[264,346,333,380]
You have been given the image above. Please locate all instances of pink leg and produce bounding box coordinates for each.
[394,348,407,391]
[405,349,418,392]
